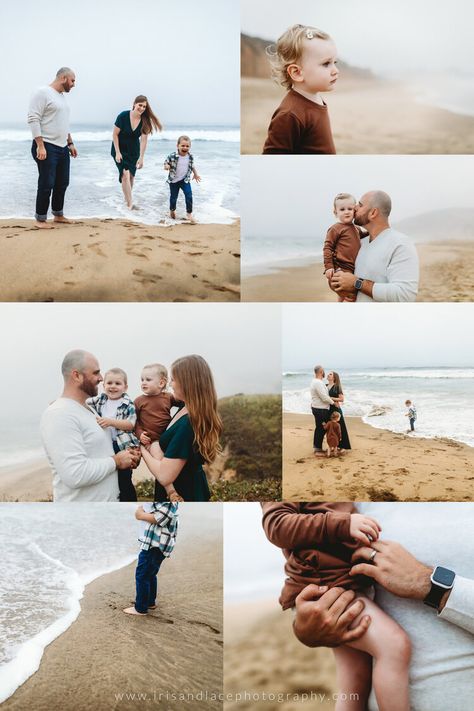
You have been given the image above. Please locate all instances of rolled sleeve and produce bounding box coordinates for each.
[439,575,474,634]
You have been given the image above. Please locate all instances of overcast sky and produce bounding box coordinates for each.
[0,0,239,125]
[242,156,474,240]
[241,0,474,75]
[1,303,281,415]
[283,303,474,370]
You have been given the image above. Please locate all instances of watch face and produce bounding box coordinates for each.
[432,566,456,587]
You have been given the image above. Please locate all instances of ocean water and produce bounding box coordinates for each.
[0,124,239,225]
[0,419,44,471]
[283,367,474,447]
[0,504,138,703]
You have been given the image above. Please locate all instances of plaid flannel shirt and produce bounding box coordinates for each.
[165,151,194,183]
[87,393,140,450]
[139,502,179,556]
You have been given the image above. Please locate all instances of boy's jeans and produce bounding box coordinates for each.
[409,418,415,431]
[135,547,166,613]
[112,441,137,502]
[169,179,193,213]
[31,140,70,221]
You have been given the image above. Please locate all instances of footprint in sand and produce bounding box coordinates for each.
[132,268,162,285]
[186,620,220,635]
[88,242,107,257]
[126,245,153,259]
[73,243,84,256]
[64,281,76,286]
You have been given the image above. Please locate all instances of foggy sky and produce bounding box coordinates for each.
[1,0,239,125]
[283,303,474,370]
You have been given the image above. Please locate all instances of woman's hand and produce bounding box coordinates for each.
[115,152,122,164]
[136,159,144,169]
[349,513,381,545]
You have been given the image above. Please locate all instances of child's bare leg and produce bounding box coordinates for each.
[333,645,372,711]
[347,596,411,711]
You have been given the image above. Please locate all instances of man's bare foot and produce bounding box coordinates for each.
[185,214,196,224]
[314,450,326,458]
[170,210,176,219]
[35,220,54,229]
[53,216,74,224]
[123,606,147,616]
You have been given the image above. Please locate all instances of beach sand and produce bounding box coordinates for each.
[0,218,240,302]
[0,458,154,502]
[225,600,337,710]
[242,240,474,302]
[3,532,222,710]
[283,413,474,501]
[241,77,474,155]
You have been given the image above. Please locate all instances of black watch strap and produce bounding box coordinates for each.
[424,566,456,609]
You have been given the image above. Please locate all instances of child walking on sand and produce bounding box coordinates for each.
[405,400,417,433]
[123,501,179,616]
[323,193,367,302]
[164,135,201,224]
[87,367,140,502]
[134,363,183,502]
[323,411,342,457]
[262,502,411,711]
[263,24,338,154]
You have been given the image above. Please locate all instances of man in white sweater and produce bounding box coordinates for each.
[27,67,78,229]
[40,350,140,502]
[310,365,335,456]
[293,503,473,710]
[331,191,419,302]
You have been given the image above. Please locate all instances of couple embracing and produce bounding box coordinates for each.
[310,365,351,457]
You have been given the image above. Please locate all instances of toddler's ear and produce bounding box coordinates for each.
[287,63,303,83]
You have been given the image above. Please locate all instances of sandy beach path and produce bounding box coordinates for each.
[3,532,222,710]
[283,414,474,501]
[0,218,240,302]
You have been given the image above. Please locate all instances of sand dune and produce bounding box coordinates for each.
[0,218,240,302]
[283,414,474,501]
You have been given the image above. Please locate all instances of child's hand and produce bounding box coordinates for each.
[325,268,334,281]
[96,417,111,428]
[135,505,145,520]
[193,173,202,183]
[168,490,184,502]
[140,432,151,446]
[350,514,381,546]
[164,162,170,171]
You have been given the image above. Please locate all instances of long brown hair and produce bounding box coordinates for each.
[133,95,162,134]
[171,355,222,463]
[330,371,343,393]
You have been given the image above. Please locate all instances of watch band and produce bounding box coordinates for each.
[423,566,456,609]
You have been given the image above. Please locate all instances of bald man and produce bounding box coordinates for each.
[331,191,419,302]
[40,350,140,501]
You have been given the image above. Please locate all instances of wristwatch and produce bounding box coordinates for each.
[354,278,364,290]
[423,566,456,610]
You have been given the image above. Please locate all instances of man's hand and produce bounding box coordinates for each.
[349,513,381,546]
[36,146,47,161]
[139,432,151,446]
[331,271,357,293]
[293,584,371,648]
[351,540,433,599]
[113,448,141,470]
[69,144,78,158]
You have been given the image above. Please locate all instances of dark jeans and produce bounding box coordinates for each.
[135,547,166,613]
[169,179,193,213]
[311,407,330,450]
[31,140,70,221]
[113,440,137,502]
[409,418,415,431]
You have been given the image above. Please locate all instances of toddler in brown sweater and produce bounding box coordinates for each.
[262,502,411,711]
[323,411,342,457]
[262,24,338,154]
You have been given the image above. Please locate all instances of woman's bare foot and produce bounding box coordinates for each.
[35,220,54,229]
[123,606,147,616]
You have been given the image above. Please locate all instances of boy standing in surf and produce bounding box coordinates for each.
[164,135,201,223]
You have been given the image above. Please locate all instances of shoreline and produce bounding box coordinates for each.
[0,218,240,302]
[2,531,222,710]
[283,413,474,501]
[242,240,474,302]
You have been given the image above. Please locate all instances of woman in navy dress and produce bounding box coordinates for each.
[111,94,161,208]
[327,371,351,450]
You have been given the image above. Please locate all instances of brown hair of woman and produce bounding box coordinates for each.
[133,94,162,134]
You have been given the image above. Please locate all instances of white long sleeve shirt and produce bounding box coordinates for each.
[40,398,119,502]
[355,229,419,302]
[27,86,70,147]
[310,378,333,410]
[360,503,474,711]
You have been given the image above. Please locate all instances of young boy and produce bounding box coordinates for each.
[405,400,417,433]
[323,193,367,302]
[123,501,179,616]
[134,363,182,501]
[87,367,139,502]
[323,411,342,457]
[263,24,338,154]
[164,135,201,223]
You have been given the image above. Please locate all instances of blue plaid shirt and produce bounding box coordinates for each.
[87,392,140,450]
[165,151,195,183]
[139,502,179,556]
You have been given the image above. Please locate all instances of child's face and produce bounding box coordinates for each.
[104,374,127,400]
[141,369,167,396]
[297,38,339,94]
[334,198,355,224]
[177,140,191,156]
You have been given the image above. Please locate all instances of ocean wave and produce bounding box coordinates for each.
[0,128,240,143]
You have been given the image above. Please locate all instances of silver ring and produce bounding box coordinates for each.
[369,549,377,562]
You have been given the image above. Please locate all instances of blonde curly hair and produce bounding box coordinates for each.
[266,24,331,91]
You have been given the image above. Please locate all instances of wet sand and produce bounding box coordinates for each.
[283,413,474,501]
[241,77,474,155]
[242,240,474,302]
[0,218,240,302]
